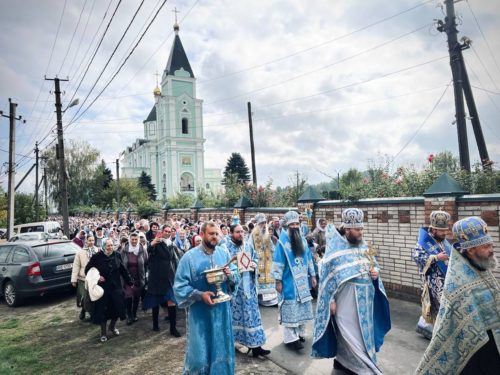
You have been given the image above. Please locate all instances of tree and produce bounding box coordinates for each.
[223,153,251,184]
[138,171,157,201]
[42,140,100,210]
[14,193,36,225]
[91,160,114,208]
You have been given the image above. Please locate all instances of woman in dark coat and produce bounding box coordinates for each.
[120,232,148,325]
[85,239,133,343]
[144,226,181,337]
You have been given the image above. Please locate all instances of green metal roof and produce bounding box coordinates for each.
[298,186,324,203]
[191,200,204,209]
[423,173,468,197]
[234,196,253,208]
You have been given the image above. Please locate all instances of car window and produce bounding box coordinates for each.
[20,225,44,233]
[11,247,30,263]
[32,242,78,260]
[0,246,12,263]
[48,224,61,234]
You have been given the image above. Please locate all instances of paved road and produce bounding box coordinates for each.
[259,298,429,375]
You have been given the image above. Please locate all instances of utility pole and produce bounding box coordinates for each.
[35,142,39,221]
[46,76,70,236]
[440,0,469,171]
[247,102,257,185]
[0,99,24,239]
[116,158,120,208]
[43,165,48,217]
[438,0,491,170]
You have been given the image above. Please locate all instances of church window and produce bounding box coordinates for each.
[206,183,210,189]
[182,118,189,134]
[162,173,167,194]
[180,172,194,192]
[149,123,155,136]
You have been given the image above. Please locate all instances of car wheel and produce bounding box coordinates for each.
[4,281,21,307]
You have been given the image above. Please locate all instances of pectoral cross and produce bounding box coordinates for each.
[364,242,378,271]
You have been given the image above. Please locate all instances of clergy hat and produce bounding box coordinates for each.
[283,211,300,226]
[452,216,492,251]
[341,208,364,229]
[255,213,267,224]
[429,210,451,229]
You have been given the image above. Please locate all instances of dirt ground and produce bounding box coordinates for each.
[0,291,289,375]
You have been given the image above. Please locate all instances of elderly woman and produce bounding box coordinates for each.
[85,239,133,343]
[144,226,181,337]
[120,232,148,325]
[71,235,99,320]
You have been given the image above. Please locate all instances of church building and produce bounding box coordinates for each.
[120,22,222,199]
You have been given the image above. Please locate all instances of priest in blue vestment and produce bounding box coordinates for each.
[411,210,452,339]
[416,216,500,375]
[227,223,271,357]
[174,221,240,375]
[312,208,391,374]
[271,210,317,351]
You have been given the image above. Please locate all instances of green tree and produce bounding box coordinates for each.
[42,140,100,210]
[100,178,149,208]
[0,186,7,227]
[223,153,251,184]
[14,193,36,225]
[138,171,157,201]
[92,160,113,208]
[168,192,194,208]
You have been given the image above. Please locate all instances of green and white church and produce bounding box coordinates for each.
[121,22,222,199]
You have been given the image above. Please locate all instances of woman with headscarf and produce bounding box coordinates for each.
[144,226,181,337]
[120,232,147,325]
[85,239,133,343]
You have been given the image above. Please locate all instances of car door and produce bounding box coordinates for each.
[0,245,14,291]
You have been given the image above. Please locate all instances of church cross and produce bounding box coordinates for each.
[172,7,180,24]
[154,70,160,86]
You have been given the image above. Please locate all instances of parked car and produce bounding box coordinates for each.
[13,221,63,239]
[0,240,79,307]
[8,232,50,242]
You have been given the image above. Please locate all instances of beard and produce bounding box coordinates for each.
[232,237,243,247]
[288,227,304,257]
[346,233,361,245]
[470,254,498,270]
[204,239,216,250]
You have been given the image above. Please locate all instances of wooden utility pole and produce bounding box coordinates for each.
[438,0,491,169]
[0,99,24,239]
[116,158,120,208]
[247,102,257,185]
[46,77,70,236]
[35,142,39,221]
[441,0,469,171]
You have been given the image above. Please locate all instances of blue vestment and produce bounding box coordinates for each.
[226,239,267,348]
[271,230,316,327]
[415,248,500,375]
[174,246,240,375]
[412,227,452,321]
[312,228,391,370]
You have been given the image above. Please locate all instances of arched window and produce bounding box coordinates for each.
[182,118,188,134]
[206,183,210,189]
[162,173,167,194]
[180,172,194,192]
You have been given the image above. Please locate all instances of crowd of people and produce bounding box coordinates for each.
[63,207,499,374]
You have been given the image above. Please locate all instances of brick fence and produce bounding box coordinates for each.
[129,193,500,300]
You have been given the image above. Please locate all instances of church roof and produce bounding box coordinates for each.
[164,33,194,78]
[144,106,156,122]
[298,186,324,203]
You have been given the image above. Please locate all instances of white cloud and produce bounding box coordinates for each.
[1,0,499,193]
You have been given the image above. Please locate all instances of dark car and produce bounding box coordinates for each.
[0,240,79,307]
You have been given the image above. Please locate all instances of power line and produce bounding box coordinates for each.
[393,81,452,161]
[66,0,169,129]
[205,23,433,106]
[470,45,500,93]
[68,0,146,123]
[57,0,89,75]
[465,0,500,77]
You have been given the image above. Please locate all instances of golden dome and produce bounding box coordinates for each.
[153,86,161,96]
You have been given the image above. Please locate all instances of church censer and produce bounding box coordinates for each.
[202,255,237,304]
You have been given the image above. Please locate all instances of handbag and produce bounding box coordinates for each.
[421,257,434,324]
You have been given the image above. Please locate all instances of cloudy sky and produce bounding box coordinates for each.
[1,0,499,194]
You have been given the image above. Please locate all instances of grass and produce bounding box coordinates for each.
[0,317,52,375]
